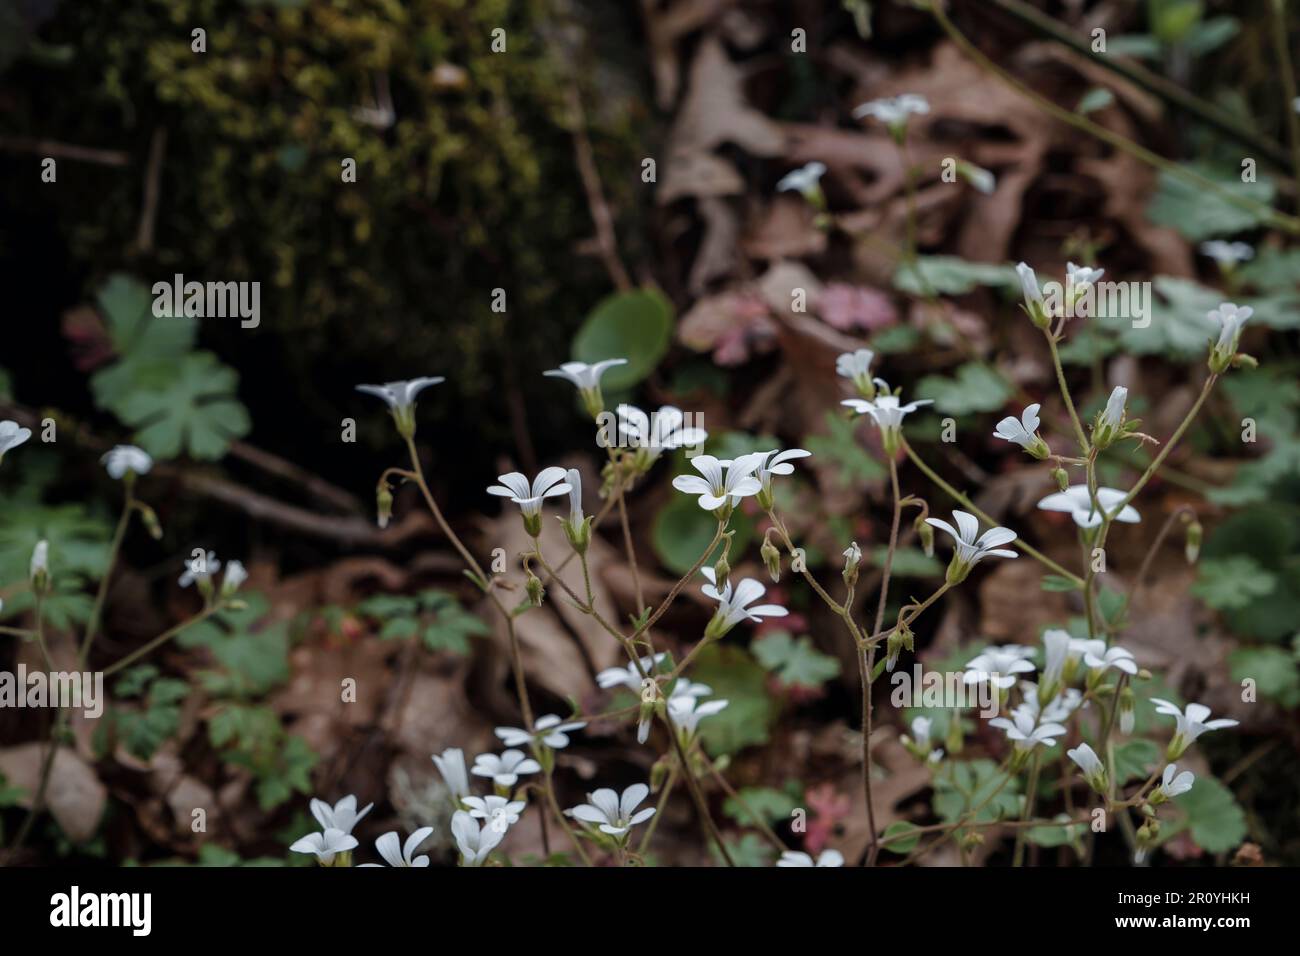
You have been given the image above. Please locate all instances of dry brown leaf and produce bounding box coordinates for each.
[0,743,107,843]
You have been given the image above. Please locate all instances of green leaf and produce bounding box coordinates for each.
[688,645,776,756]
[1229,647,1300,706]
[752,631,841,689]
[805,411,885,488]
[713,833,775,867]
[1027,816,1086,849]
[356,594,420,618]
[651,493,752,576]
[1191,555,1276,610]
[1041,574,1082,592]
[1146,163,1276,241]
[917,362,1013,415]
[1174,775,1247,854]
[1113,738,1160,784]
[108,351,250,460]
[934,759,1020,828]
[572,288,674,390]
[873,546,941,578]
[1239,247,1300,295]
[98,273,198,362]
[723,784,801,827]
[880,821,921,854]
[891,256,1019,296]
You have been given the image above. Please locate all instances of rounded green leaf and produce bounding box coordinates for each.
[652,492,753,577]
[572,288,674,390]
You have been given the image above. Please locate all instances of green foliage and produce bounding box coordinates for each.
[872,545,940,578]
[1146,164,1276,240]
[917,362,1013,415]
[712,833,775,867]
[100,667,190,761]
[880,820,922,854]
[572,289,675,390]
[1229,646,1300,707]
[1172,775,1248,854]
[689,645,776,756]
[1113,738,1161,785]
[651,493,753,576]
[752,631,841,690]
[805,411,885,487]
[208,703,317,811]
[723,782,802,827]
[890,256,1019,295]
[357,588,488,654]
[934,759,1020,831]
[1192,555,1277,610]
[182,594,291,696]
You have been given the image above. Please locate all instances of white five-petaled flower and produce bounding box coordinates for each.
[990,709,1068,752]
[488,466,573,535]
[925,510,1017,583]
[993,403,1047,457]
[432,747,470,802]
[567,783,656,837]
[754,447,812,507]
[1041,628,1071,688]
[1153,763,1195,802]
[462,795,526,831]
[310,794,374,835]
[178,550,220,588]
[495,714,587,750]
[1208,302,1252,371]
[290,827,358,865]
[1200,240,1253,266]
[842,380,933,453]
[1016,263,1047,326]
[1083,645,1138,676]
[776,161,827,200]
[1037,485,1140,528]
[669,677,713,700]
[1150,699,1238,759]
[671,452,765,513]
[700,566,788,638]
[451,809,504,866]
[1067,742,1108,794]
[0,420,32,463]
[359,828,434,868]
[356,377,444,438]
[836,348,876,396]
[1103,386,1127,425]
[596,653,667,692]
[101,445,153,480]
[1014,682,1086,726]
[220,560,248,597]
[853,94,930,134]
[777,849,845,867]
[963,644,1036,691]
[1067,262,1105,289]
[544,359,628,418]
[616,404,708,462]
[471,749,542,788]
[666,694,729,740]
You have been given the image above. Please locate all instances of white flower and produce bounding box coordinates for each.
[462,795,526,830]
[843,381,933,452]
[1041,628,1071,687]
[220,560,248,597]
[669,678,713,700]
[178,550,220,588]
[617,404,708,460]
[777,849,844,867]
[1067,742,1107,794]
[471,749,542,788]
[1083,645,1138,676]
[754,447,812,506]
[290,827,358,864]
[0,420,33,462]
[700,566,788,637]
[1200,240,1253,266]
[30,539,49,582]
[488,466,573,534]
[310,794,374,835]
[596,654,667,692]
[1101,386,1127,429]
[910,716,933,748]
[495,714,586,750]
[1016,262,1046,325]
[432,747,470,801]
[993,404,1045,453]
[1154,763,1195,801]
[544,359,628,417]
[989,710,1067,751]
[101,445,153,480]
[853,94,930,129]
[776,161,827,198]
[1016,683,1086,725]
[836,348,876,395]
[1208,302,1252,361]
[567,783,656,837]
[356,377,444,437]
[1037,485,1140,528]
[451,809,505,866]
[1150,699,1238,759]
[963,645,1036,690]
[667,694,729,739]
[925,510,1017,581]
[671,452,765,512]
[1067,262,1105,289]
[360,828,434,867]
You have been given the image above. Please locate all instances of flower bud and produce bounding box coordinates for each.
[376,482,394,529]
[885,620,914,673]
[29,539,50,594]
[1184,520,1202,565]
[842,541,862,587]
[564,515,592,556]
[138,504,164,541]
[1118,685,1136,735]
[916,519,934,558]
[712,553,730,585]
[525,569,545,607]
[1052,467,1070,492]
[761,536,782,583]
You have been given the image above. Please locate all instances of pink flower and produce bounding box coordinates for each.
[816,284,897,332]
